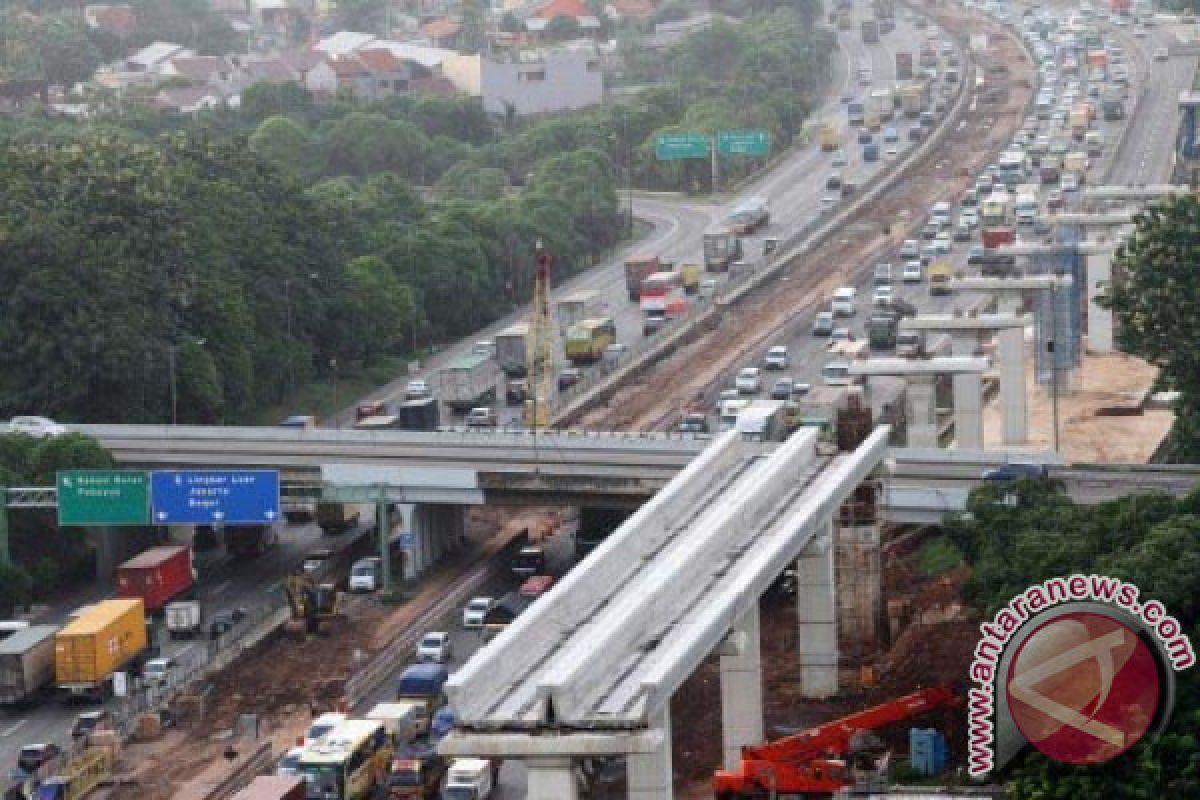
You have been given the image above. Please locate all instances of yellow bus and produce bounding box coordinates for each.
[564,317,616,364]
[299,718,392,800]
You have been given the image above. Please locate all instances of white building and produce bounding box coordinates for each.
[126,42,195,73]
[442,48,603,115]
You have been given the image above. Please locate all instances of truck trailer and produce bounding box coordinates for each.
[116,545,194,613]
[436,353,498,412]
[55,598,149,700]
[493,324,528,378]
[0,625,58,705]
[623,255,661,300]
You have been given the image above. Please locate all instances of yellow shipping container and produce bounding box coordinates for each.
[677,263,701,293]
[55,598,147,689]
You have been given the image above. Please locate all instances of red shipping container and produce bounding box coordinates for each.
[116,545,194,612]
[981,226,1015,249]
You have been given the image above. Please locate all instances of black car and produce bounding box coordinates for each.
[505,380,527,406]
[908,127,925,142]
[770,379,795,400]
[678,412,710,433]
[209,608,247,639]
[557,369,582,391]
[857,129,873,145]
[17,743,60,775]
[982,463,1050,481]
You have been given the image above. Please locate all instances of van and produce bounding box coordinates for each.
[349,557,383,592]
[443,758,495,800]
[821,360,855,386]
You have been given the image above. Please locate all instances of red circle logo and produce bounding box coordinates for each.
[1006,611,1160,765]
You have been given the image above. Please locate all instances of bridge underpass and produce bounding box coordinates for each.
[439,427,892,800]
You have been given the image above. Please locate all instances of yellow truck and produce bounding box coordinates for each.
[55,598,148,700]
[34,748,112,800]
[818,124,839,151]
[676,262,701,294]
[1069,103,1091,138]
[929,261,955,295]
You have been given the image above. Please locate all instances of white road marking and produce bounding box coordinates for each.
[1,720,27,737]
[205,580,231,597]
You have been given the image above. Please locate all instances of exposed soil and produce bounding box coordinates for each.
[106,507,561,800]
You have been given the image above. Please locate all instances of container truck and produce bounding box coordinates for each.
[397,397,440,431]
[702,227,741,272]
[116,545,194,613]
[436,353,498,412]
[818,124,839,151]
[895,52,914,80]
[221,524,279,557]
[55,598,149,700]
[900,83,923,116]
[623,255,660,300]
[493,324,528,378]
[861,19,879,42]
[229,776,305,800]
[0,625,57,705]
[555,290,604,333]
[395,663,448,735]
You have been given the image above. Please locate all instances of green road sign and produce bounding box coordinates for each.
[57,470,150,526]
[717,129,770,156]
[655,132,710,161]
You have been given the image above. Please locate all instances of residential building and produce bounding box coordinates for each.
[442,47,603,115]
[526,0,602,34]
[156,85,229,113]
[305,49,416,100]
[127,42,195,74]
[420,16,463,48]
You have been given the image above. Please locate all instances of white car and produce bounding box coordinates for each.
[417,631,452,663]
[276,747,304,778]
[831,150,848,167]
[959,208,979,228]
[349,557,382,592]
[819,196,837,213]
[899,239,920,260]
[763,346,790,370]
[404,379,430,399]
[735,367,762,394]
[5,416,66,437]
[463,596,494,628]
[699,278,718,297]
[142,657,175,687]
[885,145,899,159]
[902,260,924,282]
[1153,47,1168,61]
[933,232,953,254]
[1061,173,1080,192]
[873,285,894,306]
[831,287,857,317]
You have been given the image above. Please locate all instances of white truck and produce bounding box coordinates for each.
[734,400,789,442]
[443,758,495,799]
[436,354,499,413]
[555,289,605,333]
[493,324,528,378]
[1014,185,1039,226]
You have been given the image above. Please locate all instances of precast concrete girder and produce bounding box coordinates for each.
[1081,185,1186,206]
[439,730,667,757]
[538,429,823,724]
[446,431,754,727]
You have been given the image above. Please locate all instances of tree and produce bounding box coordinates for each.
[240,82,313,122]
[0,12,103,99]
[1101,194,1200,460]
[434,162,511,203]
[544,15,583,40]
[343,256,416,364]
[249,115,314,174]
[332,0,388,32]
[0,562,32,617]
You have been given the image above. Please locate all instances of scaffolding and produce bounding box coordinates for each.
[524,242,555,429]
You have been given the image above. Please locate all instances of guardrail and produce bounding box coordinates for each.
[198,741,273,800]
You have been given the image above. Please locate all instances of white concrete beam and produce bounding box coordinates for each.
[796,524,838,698]
[900,314,1030,332]
[951,275,1072,292]
[953,372,984,449]
[438,730,667,757]
[849,357,989,377]
[627,707,673,800]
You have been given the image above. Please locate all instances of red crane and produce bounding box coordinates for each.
[712,686,960,799]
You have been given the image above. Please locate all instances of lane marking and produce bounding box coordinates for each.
[1,721,27,737]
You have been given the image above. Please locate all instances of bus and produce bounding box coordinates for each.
[639,271,686,316]
[299,719,392,800]
[564,317,616,364]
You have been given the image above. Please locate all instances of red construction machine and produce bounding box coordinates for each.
[712,686,960,798]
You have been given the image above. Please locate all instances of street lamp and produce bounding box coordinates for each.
[329,358,339,429]
[168,337,207,426]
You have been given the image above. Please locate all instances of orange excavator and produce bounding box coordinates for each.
[712,686,960,799]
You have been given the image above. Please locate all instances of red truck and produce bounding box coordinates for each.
[116,545,194,612]
[981,225,1015,249]
[623,255,660,302]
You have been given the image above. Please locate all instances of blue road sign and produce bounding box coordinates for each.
[395,531,416,548]
[150,470,280,525]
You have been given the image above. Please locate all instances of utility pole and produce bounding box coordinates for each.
[710,134,719,195]
[330,358,340,429]
[1049,282,1060,454]
[525,241,555,432]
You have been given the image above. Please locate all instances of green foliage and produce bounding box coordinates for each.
[0,11,103,92]
[0,561,33,616]
[917,535,963,577]
[950,481,1200,796]
[1102,194,1200,461]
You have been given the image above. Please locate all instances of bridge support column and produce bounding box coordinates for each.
[719,605,763,771]
[998,326,1027,444]
[952,371,984,449]
[1087,248,1114,354]
[796,523,838,698]
[905,375,938,448]
[527,757,579,800]
[627,707,673,800]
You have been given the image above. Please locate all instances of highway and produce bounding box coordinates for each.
[340,11,943,430]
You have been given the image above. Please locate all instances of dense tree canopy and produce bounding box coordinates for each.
[1102,193,1200,460]
[945,481,1200,797]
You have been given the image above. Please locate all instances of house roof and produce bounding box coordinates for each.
[330,57,370,78]
[129,41,187,68]
[157,85,224,111]
[608,0,654,17]
[242,59,296,84]
[532,0,594,19]
[420,16,462,38]
[168,56,227,83]
[313,31,377,58]
[356,47,400,73]
[368,41,456,69]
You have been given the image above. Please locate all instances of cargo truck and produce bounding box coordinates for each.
[900,84,923,116]
[436,353,498,412]
[733,401,788,442]
[868,313,899,350]
[386,750,446,799]
[623,255,660,300]
[395,663,448,735]
[1069,104,1091,138]
[981,225,1016,249]
[55,598,149,700]
[818,124,839,151]
[116,546,194,613]
[493,324,528,378]
[702,227,742,272]
[221,524,279,557]
[33,748,112,800]
[928,261,955,295]
[0,625,57,705]
[443,759,495,800]
[676,262,701,294]
[868,89,894,123]
[555,290,604,333]
[896,52,914,80]
[397,397,439,431]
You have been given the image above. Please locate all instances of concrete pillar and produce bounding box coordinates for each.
[998,326,1027,444]
[91,526,122,580]
[719,605,763,771]
[949,332,977,357]
[410,504,432,576]
[952,371,984,449]
[905,375,938,447]
[796,523,838,698]
[628,706,673,800]
[995,293,1023,315]
[1087,248,1114,353]
[835,521,881,652]
[527,757,579,800]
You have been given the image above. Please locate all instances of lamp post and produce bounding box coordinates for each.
[329,358,340,429]
[169,337,207,426]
